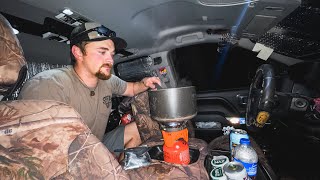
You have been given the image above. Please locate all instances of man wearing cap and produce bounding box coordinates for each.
[18,22,161,159]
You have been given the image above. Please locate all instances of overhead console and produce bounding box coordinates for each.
[129,0,301,50]
[197,0,302,40]
[114,51,177,88]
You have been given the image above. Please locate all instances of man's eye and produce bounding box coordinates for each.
[99,51,106,55]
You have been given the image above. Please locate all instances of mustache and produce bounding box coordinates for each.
[100,63,113,69]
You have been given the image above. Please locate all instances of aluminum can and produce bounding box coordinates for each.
[211,155,229,169]
[210,167,227,180]
[229,129,249,158]
[223,161,248,180]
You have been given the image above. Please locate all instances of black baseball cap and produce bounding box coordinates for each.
[70,22,127,51]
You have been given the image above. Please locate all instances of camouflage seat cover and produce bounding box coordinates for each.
[0,100,210,180]
[0,100,130,179]
[0,13,27,99]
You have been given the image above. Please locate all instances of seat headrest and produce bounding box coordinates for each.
[0,13,27,99]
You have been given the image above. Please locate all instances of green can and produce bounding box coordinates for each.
[210,167,227,180]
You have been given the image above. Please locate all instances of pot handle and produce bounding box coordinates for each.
[154,83,163,90]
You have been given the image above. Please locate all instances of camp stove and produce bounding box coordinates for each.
[148,86,197,165]
[159,121,190,165]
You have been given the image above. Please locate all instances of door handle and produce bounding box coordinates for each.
[237,95,248,105]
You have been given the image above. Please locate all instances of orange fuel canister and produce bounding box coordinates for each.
[163,138,190,165]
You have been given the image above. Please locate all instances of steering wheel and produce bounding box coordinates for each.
[246,64,276,130]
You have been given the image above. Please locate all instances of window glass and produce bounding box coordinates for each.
[171,43,265,92]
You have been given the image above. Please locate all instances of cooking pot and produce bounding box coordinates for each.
[148,86,197,122]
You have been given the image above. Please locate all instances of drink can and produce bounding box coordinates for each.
[211,155,229,169]
[223,161,248,180]
[230,129,249,158]
[210,167,227,180]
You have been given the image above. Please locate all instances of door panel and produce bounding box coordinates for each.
[191,89,249,142]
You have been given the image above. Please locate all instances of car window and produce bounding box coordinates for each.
[170,43,266,92]
[7,62,67,100]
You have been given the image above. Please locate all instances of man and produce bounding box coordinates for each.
[18,22,161,158]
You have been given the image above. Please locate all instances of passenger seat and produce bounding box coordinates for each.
[0,13,130,179]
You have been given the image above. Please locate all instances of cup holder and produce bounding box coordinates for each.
[148,145,200,164]
[204,149,276,180]
[204,149,229,174]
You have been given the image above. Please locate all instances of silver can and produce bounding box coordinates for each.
[223,161,248,180]
[211,155,229,169]
[229,129,249,158]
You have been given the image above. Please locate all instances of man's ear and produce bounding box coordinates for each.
[71,45,83,60]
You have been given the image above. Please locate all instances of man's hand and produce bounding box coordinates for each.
[123,76,162,97]
[141,77,161,90]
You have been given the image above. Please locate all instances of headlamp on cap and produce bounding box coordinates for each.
[69,22,127,53]
[71,25,116,45]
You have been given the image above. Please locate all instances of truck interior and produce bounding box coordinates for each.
[1,0,320,179]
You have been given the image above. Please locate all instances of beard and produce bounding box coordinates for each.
[95,63,113,80]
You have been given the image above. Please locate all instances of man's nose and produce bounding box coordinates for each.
[104,52,114,64]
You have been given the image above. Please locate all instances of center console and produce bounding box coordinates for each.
[123,135,277,179]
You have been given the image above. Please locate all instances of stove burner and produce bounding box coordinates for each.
[159,121,188,132]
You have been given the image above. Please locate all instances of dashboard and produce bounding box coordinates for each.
[114,51,178,88]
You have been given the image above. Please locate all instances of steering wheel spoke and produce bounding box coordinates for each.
[246,64,276,131]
